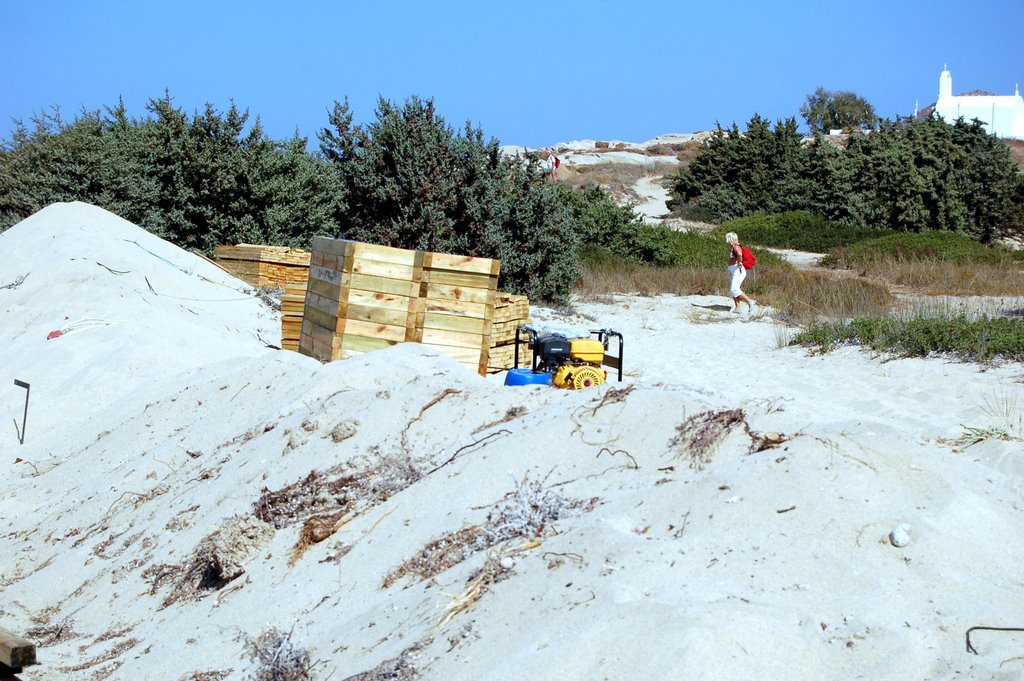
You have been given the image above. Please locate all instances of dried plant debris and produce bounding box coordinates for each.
[243,627,317,681]
[341,642,425,681]
[26,616,78,645]
[748,431,790,453]
[145,515,275,607]
[178,672,234,681]
[384,476,596,588]
[434,544,533,633]
[256,454,423,565]
[57,636,140,675]
[670,408,747,470]
[290,511,349,567]
[254,286,284,312]
[472,405,529,435]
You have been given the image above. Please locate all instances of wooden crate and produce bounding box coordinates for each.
[214,244,311,289]
[291,237,529,376]
[415,251,500,375]
[299,238,423,362]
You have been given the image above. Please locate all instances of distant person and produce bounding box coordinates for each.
[542,149,560,181]
[726,231,757,314]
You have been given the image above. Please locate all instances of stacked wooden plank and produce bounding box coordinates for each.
[213,244,311,289]
[280,283,307,352]
[487,293,531,373]
[415,252,501,375]
[299,238,422,362]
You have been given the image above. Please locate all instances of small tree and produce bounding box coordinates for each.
[318,96,580,302]
[800,87,877,134]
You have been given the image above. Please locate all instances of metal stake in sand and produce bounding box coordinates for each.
[13,379,29,445]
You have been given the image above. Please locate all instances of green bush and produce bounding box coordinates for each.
[558,185,675,265]
[828,230,1024,267]
[669,115,1023,241]
[711,211,892,252]
[792,316,1024,362]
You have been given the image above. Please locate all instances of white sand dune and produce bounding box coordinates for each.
[2,203,1022,680]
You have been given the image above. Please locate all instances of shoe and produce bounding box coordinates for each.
[749,300,758,313]
[731,309,741,315]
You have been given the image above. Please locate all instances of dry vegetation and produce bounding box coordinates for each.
[575,247,1024,329]
[670,409,747,470]
[242,628,317,681]
[1006,139,1024,172]
[559,160,679,200]
[841,258,1024,297]
[576,262,897,327]
[383,476,596,589]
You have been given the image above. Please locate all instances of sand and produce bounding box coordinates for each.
[2,202,1022,680]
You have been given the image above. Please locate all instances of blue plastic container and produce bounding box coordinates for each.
[504,368,552,387]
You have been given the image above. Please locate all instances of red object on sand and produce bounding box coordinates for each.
[47,330,63,340]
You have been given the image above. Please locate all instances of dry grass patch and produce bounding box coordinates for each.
[383,476,596,589]
[576,262,894,328]
[25,616,78,645]
[755,269,895,326]
[670,409,747,470]
[847,258,1024,297]
[144,516,275,608]
[243,628,318,681]
[341,642,424,681]
[561,161,678,196]
[576,262,722,300]
[255,453,422,565]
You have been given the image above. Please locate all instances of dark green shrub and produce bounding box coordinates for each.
[0,97,340,249]
[829,231,1024,267]
[319,96,580,302]
[711,211,892,252]
[557,185,673,265]
[669,115,1023,241]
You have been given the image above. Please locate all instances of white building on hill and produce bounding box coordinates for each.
[931,66,1024,139]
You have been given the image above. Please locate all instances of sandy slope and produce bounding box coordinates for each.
[2,203,1023,680]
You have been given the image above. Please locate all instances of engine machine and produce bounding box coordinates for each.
[511,326,624,389]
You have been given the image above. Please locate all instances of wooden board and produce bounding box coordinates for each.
[421,311,491,335]
[348,273,421,298]
[422,297,492,319]
[422,283,497,305]
[311,237,421,266]
[422,251,500,275]
[338,334,399,355]
[420,327,489,350]
[0,625,36,669]
[347,257,421,282]
[421,268,498,290]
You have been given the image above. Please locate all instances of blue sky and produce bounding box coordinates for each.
[3,1,1022,148]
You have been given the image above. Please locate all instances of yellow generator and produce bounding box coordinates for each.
[507,326,624,389]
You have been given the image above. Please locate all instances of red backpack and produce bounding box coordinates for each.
[553,156,561,169]
[740,245,756,269]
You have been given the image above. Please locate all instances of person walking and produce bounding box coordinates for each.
[726,232,757,314]
[542,150,559,181]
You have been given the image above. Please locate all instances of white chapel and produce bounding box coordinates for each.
[932,66,1024,139]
